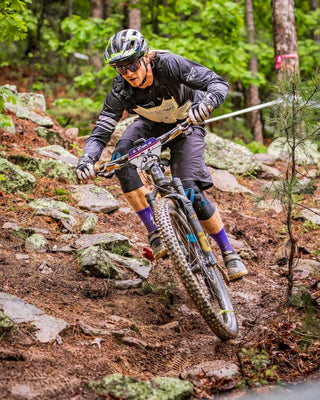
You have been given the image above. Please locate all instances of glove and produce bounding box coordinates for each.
[188,94,218,125]
[76,154,96,181]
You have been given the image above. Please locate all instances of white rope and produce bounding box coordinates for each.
[206,95,320,124]
[206,99,283,123]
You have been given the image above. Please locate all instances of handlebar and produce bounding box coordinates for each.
[95,119,192,177]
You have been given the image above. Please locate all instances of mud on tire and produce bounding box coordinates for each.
[154,197,238,340]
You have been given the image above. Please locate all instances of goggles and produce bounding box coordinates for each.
[114,58,142,75]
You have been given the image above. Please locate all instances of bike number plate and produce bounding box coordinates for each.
[128,137,161,169]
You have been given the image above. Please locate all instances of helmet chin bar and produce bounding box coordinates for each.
[138,58,149,87]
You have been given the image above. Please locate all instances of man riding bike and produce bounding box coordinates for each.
[76,29,248,280]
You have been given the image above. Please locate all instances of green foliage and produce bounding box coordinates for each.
[289,287,320,344]
[54,188,69,196]
[264,76,320,298]
[143,0,256,84]
[245,141,268,154]
[0,0,31,42]
[295,7,320,77]
[54,188,71,202]
[0,0,319,144]
[239,348,278,388]
[0,87,18,129]
[70,142,84,157]
[234,139,268,154]
[310,249,320,257]
[302,220,319,233]
[213,116,253,143]
[0,113,11,128]
[60,15,120,58]
[142,282,159,295]
[268,76,320,144]
[0,87,17,110]
[48,96,102,136]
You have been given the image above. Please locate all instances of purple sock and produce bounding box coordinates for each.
[136,207,158,233]
[210,227,234,254]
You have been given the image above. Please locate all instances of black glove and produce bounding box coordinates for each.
[76,154,96,181]
[188,94,218,125]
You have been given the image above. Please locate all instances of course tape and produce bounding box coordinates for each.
[206,99,283,123]
[207,96,319,124]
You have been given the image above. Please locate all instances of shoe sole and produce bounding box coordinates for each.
[228,270,248,281]
[154,248,168,260]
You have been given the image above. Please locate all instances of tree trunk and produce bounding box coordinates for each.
[91,0,103,18]
[245,0,264,143]
[271,0,300,80]
[129,0,141,31]
[104,0,110,19]
[28,0,45,91]
[68,0,72,18]
[123,1,129,29]
[150,0,166,34]
[91,0,103,70]
[309,0,320,42]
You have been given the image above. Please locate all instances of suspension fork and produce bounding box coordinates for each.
[171,177,218,266]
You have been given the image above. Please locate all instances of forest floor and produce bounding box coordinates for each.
[1,86,320,399]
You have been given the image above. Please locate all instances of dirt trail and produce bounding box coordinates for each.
[1,114,320,399]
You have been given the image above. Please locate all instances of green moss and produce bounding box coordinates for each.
[0,157,36,193]
[54,188,69,196]
[8,154,77,184]
[88,374,153,398]
[79,247,121,279]
[0,311,18,339]
[289,287,320,344]
[88,374,193,399]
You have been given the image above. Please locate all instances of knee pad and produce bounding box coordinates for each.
[182,180,216,220]
[112,139,133,158]
[112,140,143,192]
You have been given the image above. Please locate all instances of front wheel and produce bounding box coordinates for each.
[154,197,238,340]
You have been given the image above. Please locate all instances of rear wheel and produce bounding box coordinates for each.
[154,197,238,340]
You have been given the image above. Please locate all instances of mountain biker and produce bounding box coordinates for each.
[76,29,248,280]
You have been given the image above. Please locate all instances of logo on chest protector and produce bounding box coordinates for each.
[133,97,191,123]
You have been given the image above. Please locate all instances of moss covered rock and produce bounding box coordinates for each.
[25,234,49,253]
[8,154,77,184]
[79,246,122,278]
[88,373,193,400]
[0,310,18,338]
[205,132,261,174]
[0,157,36,193]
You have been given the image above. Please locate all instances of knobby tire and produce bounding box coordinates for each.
[154,197,238,340]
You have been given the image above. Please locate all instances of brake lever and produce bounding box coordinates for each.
[180,118,192,136]
[97,170,115,179]
[94,163,115,178]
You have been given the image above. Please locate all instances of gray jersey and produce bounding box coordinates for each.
[84,51,229,161]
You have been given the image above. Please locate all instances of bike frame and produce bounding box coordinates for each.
[144,161,218,268]
[96,120,237,338]
[96,120,218,268]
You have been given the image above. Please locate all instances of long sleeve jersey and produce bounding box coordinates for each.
[84,51,229,162]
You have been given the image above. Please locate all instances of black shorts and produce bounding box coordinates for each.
[120,117,213,191]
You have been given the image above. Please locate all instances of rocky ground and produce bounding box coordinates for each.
[1,91,320,399]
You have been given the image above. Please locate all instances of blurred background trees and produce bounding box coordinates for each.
[0,0,319,142]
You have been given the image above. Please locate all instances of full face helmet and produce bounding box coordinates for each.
[105,29,148,67]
